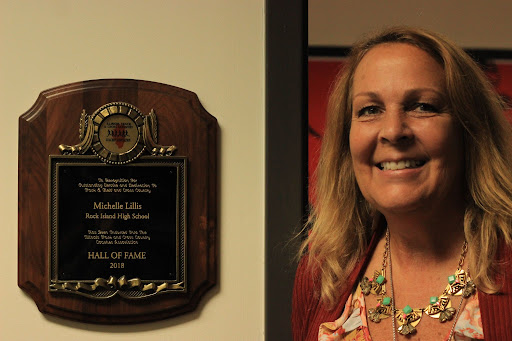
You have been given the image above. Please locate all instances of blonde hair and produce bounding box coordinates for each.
[303,26,512,307]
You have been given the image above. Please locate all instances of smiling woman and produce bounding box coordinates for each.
[293,27,512,341]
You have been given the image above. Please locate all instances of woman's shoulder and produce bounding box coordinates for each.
[477,241,512,340]
[293,255,317,291]
[291,229,384,340]
[292,255,318,315]
[292,255,323,340]
[292,255,360,341]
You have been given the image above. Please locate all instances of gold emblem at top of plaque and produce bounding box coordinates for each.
[91,102,145,164]
[97,107,139,153]
[58,102,177,164]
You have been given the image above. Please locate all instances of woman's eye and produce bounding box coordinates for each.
[411,103,440,113]
[357,106,381,117]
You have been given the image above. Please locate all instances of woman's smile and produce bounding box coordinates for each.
[376,159,426,171]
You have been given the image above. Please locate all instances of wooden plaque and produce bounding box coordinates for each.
[18,79,218,324]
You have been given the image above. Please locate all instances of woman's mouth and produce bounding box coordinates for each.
[377,160,426,171]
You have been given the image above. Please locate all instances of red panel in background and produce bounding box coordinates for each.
[308,59,512,203]
[491,63,512,124]
[308,59,345,204]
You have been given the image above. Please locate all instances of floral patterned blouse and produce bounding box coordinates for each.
[318,285,483,341]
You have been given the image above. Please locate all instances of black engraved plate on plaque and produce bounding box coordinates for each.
[49,155,186,295]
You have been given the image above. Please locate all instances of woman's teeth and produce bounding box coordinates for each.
[379,160,425,171]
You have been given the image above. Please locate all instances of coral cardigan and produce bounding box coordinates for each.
[292,234,512,341]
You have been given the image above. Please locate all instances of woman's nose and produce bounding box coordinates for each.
[378,110,414,146]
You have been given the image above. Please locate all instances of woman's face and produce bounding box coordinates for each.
[349,43,465,215]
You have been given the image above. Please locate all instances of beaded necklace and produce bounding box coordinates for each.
[360,229,476,338]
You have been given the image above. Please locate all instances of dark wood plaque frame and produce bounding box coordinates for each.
[18,79,218,324]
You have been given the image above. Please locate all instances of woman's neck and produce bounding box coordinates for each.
[383,206,466,268]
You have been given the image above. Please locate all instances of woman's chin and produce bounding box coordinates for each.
[371,197,426,217]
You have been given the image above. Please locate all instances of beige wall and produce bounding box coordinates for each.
[0,1,264,340]
[310,0,512,48]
